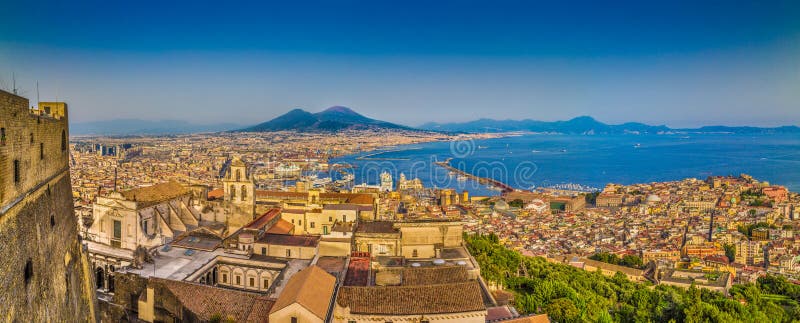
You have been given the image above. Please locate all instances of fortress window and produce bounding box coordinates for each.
[61,130,67,152]
[50,213,55,228]
[40,143,44,160]
[24,259,33,286]
[30,133,33,144]
[14,160,20,183]
[1,127,5,145]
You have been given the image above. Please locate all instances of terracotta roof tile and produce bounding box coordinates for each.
[151,278,272,322]
[270,266,336,319]
[121,181,188,206]
[266,219,295,235]
[336,281,485,315]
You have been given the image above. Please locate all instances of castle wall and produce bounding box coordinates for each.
[0,90,96,322]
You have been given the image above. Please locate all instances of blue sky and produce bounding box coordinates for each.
[1,0,799,127]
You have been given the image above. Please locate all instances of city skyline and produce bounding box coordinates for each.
[2,1,799,128]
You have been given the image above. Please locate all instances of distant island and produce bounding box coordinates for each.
[420,116,800,134]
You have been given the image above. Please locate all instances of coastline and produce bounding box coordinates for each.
[333,132,800,194]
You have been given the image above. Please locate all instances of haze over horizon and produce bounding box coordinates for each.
[2,1,799,128]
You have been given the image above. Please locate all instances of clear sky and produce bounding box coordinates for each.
[1,0,799,127]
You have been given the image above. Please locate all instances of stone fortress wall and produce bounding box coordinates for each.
[0,89,96,321]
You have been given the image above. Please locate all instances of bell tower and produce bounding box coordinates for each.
[223,157,255,217]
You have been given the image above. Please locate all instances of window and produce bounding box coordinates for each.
[298,220,302,226]
[249,277,254,287]
[310,222,315,228]
[61,130,66,152]
[329,216,333,222]
[236,275,241,285]
[261,247,266,255]
[263,279,269,289]
[291,219,295,224]
[241,185,247,200]
[222,274,228,283]
[24,259,33,285]
[29,133,33,144]
[412,249,418,257]
[0,127,5,145]
[291,317,297,323]
[229,185,236,199]
[286,249,292,257]
[14,160,20,183]
[40,143,44,160]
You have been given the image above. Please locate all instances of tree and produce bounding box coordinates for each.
[723,243,736,263]
[545,298,580,323]
[620,255,644,269]
[508,199,525,208]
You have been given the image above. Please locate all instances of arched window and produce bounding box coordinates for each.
[230,185,236,199]
[95,267,105,289]
[61,129,67,152]
[241,185,247,200]
[235,169,242,181]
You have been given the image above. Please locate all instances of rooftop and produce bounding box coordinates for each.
[120,181,188,207]
[336,281,486,315]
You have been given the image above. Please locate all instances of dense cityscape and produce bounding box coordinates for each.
[62,123,800,321]
[3,1,800,322]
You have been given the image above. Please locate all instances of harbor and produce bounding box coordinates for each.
[434,158,515,193]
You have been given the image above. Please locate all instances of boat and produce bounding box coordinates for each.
[634,143,641,148]
[560,149,567,153]
[531,150,541,153]
[478,145,488,149]
[457,175,467,182]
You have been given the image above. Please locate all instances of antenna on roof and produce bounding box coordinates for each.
[12,72,17,95]
[36,81,40,107]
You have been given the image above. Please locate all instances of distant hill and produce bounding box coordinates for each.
[71,119,243,136]
[240,106,413,132]
[420,116,800,134]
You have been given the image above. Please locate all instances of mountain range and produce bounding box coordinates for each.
[239,106,412,132]
[73,108,800,135]
[70,119,243,136]
[420,116,800,134]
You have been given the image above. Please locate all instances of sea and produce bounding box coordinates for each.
[329,133,800,196]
